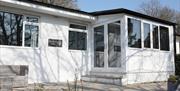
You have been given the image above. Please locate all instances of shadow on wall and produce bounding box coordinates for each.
[124,48,173,84]
[0,17,88,84]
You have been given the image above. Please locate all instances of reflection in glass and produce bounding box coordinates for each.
[94,26,104,67]
[0,11,23,46]
[69,31,86,50]
[25,25,39,47]
[108,21,121,67]
[153,25,159,49]
[128,18,141,48]
[160,26,169,51]
[143,23,150,48]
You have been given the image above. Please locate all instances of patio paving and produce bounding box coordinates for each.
[13,81,168,91]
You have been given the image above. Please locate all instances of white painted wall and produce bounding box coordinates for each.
[0,6,92,83]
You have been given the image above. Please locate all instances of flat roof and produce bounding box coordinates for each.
[91,8,177,26]
[17,0,176,26]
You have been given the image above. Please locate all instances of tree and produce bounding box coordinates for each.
[138,0,180,33]
[138,0,180,76]
[33,0,79,9]
[175,12,180,33]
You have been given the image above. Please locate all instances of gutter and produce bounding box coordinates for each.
[0,0,96,22]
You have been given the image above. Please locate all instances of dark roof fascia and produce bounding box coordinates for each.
[16,1,176,26]
[17,0,93,16]
[91,8,177,26]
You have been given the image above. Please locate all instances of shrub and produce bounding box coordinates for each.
[168,75,178,83]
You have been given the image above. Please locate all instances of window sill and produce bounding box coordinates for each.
[0,45,40,50]
[128,47,171,53]
[68,49,87,53]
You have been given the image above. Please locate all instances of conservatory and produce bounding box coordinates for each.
[0,0,176,85]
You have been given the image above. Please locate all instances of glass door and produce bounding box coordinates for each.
[93,20,121,69]
[108,21,121,67]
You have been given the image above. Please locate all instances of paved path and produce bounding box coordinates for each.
[14,81,168,91]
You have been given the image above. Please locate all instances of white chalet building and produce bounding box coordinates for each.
[0,0,176,85]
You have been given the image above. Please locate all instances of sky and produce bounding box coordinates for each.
[78,0,180,12]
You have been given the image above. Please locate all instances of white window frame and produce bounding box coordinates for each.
[23,15,40,48]
[0,11,40,49]
[92,18,123,72]
[142,21,152,49]
[126,15,171,52]
[126,16,142,50]
[68,23,88,51]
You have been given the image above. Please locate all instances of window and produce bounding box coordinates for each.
[0,11,23,46]
[160,26,169,51]
[69,31,86,50]
[24,17,39,47]
[70,24,87,30]
[94,26,104,52]
[152,25,159,49]
[128,18,141,48]
[0,11,39,47]
[143,23,151,48]
[24,25,39,47]
[108,21,121,67]
[94,26,104,67]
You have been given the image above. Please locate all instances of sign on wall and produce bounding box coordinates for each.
[48,39,62,47]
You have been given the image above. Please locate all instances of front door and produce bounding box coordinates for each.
[93,20,121,71]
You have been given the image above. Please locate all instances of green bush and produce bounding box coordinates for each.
[175,54,180,76]
[168,75,178,83]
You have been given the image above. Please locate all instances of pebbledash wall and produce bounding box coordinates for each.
[0,0,175,85]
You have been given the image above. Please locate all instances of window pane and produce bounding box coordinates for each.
[68,31,86,50]
[160,26,169,51]
[69,31,77,49]
[0,11,23,46]
[143,23,151,48]
[24,25,39,47]
[128,18,141,48]
[70,24,86,30]
[78,32,87,50]
[153,25,159,49]
[94,26,104,67]
[108,21,121,67]
[94,26,104,52]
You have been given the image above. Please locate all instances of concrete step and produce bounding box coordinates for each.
[89,71,124,78]
[12,76,28,87]
[81,75,122,85]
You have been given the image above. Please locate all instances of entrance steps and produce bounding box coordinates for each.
[81,72,124,85]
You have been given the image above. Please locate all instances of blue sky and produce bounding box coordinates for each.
[78,0,180,12]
